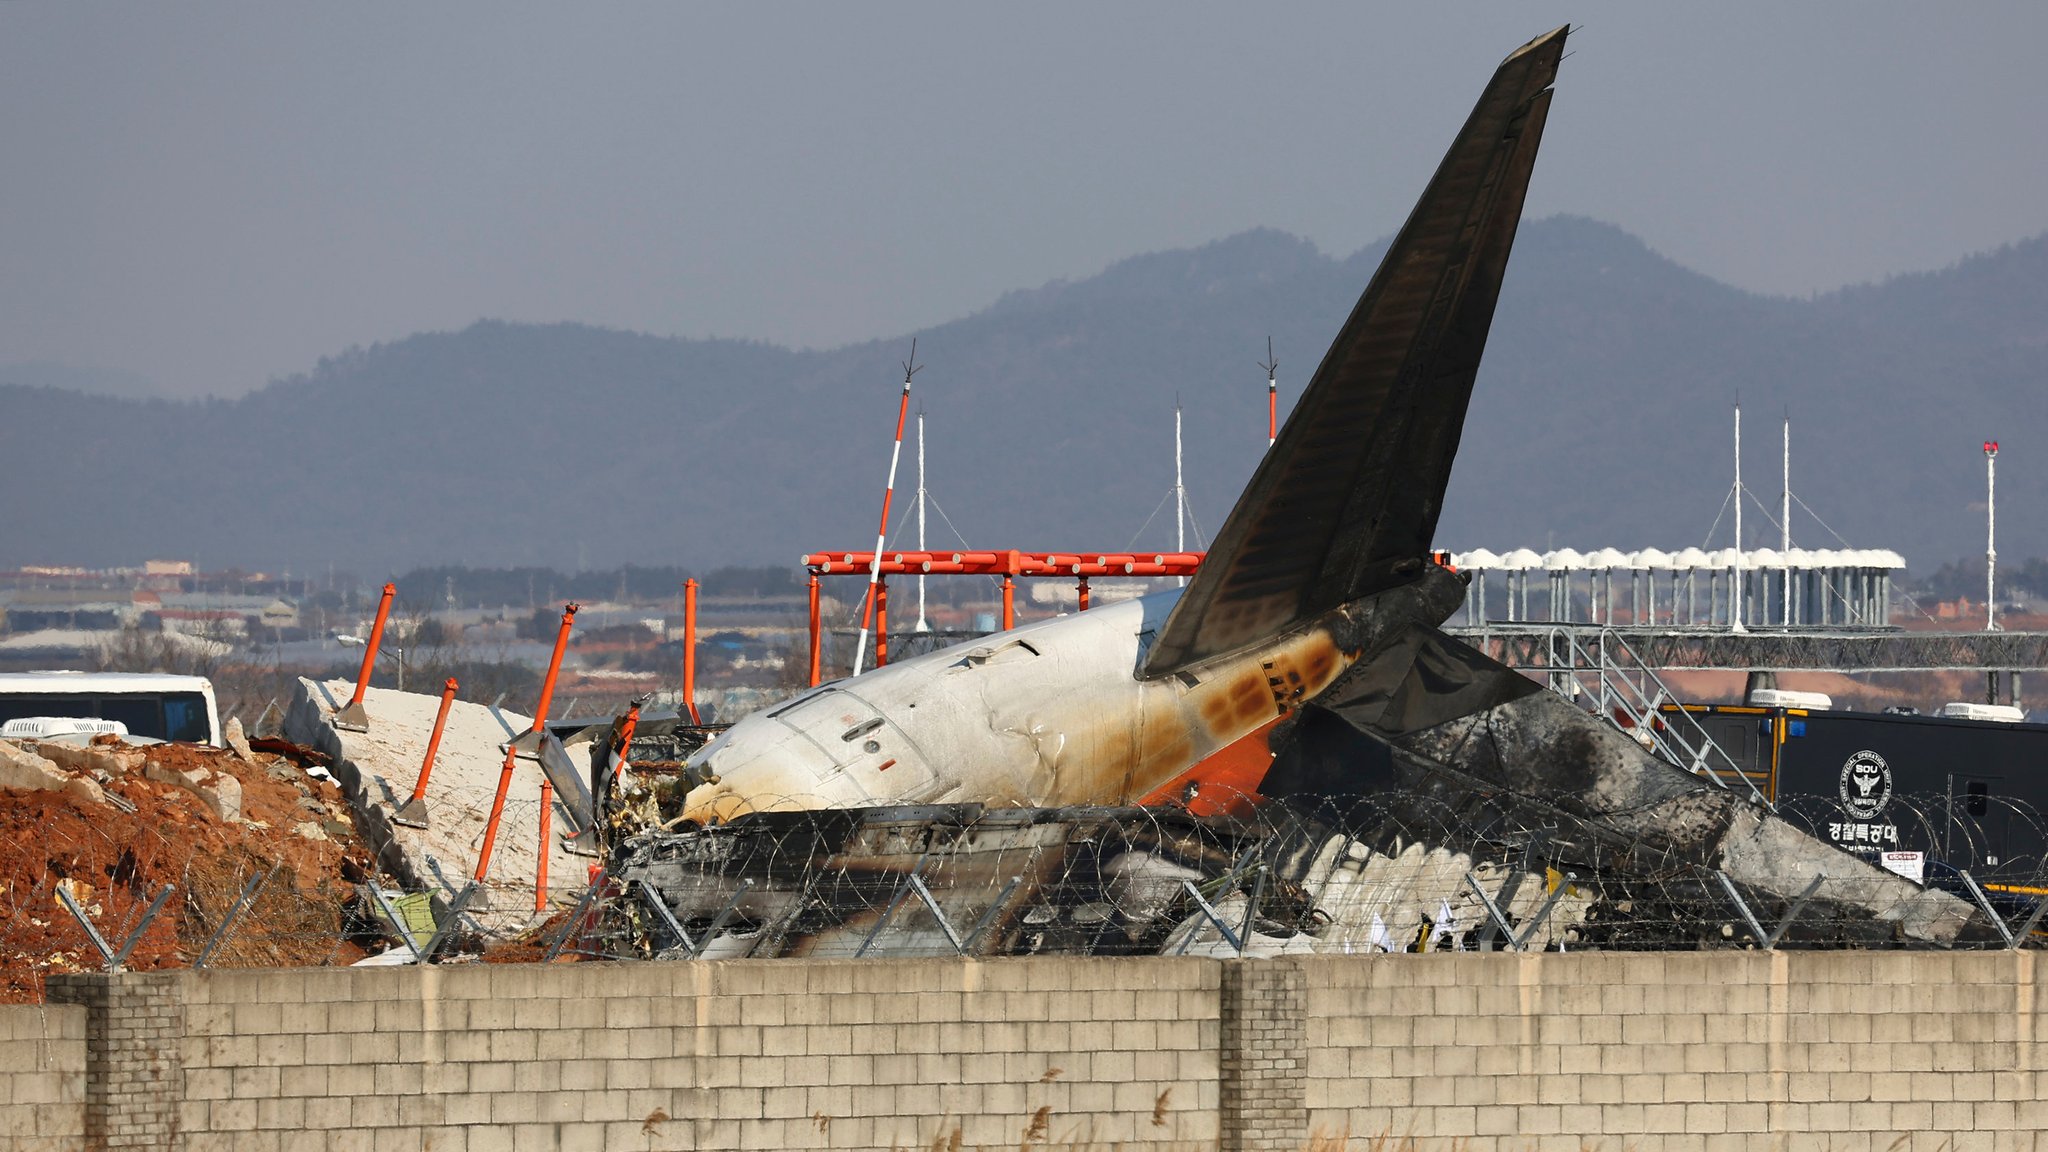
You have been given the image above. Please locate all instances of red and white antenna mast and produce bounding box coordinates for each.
[1730,399,1745,634]
[914,408,930,633]
[1260,337,1279,449]
[1781,411,1791,626]
[851,341,920,675]
[1174,399,1187,587]
[1986,440,2000,632]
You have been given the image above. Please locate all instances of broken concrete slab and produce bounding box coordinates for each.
[0,738,59,781]
[34,740,144,778]
[0,738,108,807]
[143,760,243,823]
[223,716,255,761]
[284,678,588,935]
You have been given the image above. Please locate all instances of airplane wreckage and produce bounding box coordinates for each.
[569,27,1983,959]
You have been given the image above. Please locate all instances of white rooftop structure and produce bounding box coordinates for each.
[1445,547,1905,630]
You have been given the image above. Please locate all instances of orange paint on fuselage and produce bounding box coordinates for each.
[1138,716,1283,820]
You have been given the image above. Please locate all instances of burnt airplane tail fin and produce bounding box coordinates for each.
[1141,27,1566,679]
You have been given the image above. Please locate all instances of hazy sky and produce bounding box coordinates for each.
[4,4,2046,398]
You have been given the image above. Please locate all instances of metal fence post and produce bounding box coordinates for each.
[1712,870,1770,949]
[196,866,276,969]
[1173,880,1246,955]
[57,883,174,973]
[1960,870,2018,949]
[635,881,697,959]
[544,869,609,962]
[109,885,175,971]
[855,873,918,958]
[697,879,756,956]
[1465,871,1519,952]
[1238,869,1267,946]
[363,883,422,959]
[960,876,1025,955]
[417,883,483,963]
[2012,891,2048,948]
[1763,873,1827,950]
[904,874,965,953]
[53,885,118,970]
[1514,872,1578,951]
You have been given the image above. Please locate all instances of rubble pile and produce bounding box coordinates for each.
[0,729,378,1001]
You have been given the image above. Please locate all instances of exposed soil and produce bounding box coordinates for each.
[0,737,379,1002]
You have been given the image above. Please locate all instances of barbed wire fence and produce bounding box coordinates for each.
[9,787,2048,1001]
[549,789,2048,963]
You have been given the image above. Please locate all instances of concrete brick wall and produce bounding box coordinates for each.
[34,950,2048,1150]
[1221,960,1304,1151]
[1302,950,2048,1150]
[175,958,1218,1151]
[48,971,187,1149]
[0,1003,86,1152]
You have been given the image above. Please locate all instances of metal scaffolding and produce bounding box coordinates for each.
[1457,624,2048,674]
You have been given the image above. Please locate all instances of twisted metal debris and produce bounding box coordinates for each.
[548,789,2048,962]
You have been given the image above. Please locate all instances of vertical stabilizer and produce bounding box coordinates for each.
[1143,27,1566,677]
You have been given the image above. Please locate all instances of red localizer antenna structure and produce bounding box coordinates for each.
[475,603,577,883]
[535,777,552,911]
[806,573,823,687]
[334,582,396,732]
[391,677,459,829]
[851,341,919,676]
[681,578,703,724]
[1261,337,1279,449]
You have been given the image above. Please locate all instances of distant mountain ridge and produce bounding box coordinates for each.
[3,215,2045,581]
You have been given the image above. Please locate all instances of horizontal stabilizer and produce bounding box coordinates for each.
[1143,27,1566,677]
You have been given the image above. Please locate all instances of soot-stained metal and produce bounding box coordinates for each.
[593,27,1983,956]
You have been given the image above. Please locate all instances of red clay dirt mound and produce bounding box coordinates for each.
[0,737,377,1002]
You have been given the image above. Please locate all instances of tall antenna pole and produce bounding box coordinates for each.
[852,341,919,675]
[1731,401,1745,633]
[1986,440,2000,632]
[915,410,929,633]
[1260,337,1279,449]
[1175,401,1187,587]
[1782,411,1791,626]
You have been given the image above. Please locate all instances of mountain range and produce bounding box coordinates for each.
[3,215,2043,582]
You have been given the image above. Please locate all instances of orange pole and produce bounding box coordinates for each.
[614,705,641,780]
[475,603,576,882]
[530,604,578,734]
[1268,383,1278,448]
[807,573,822,687]
[475,746,518,881]
[347,583,397,707]
[536,778,552,911]
[1001,575,1015,631]
[682,580,702,724]
[875,578,889,667]
[1078,576,1091,612]
[405,678,459,805]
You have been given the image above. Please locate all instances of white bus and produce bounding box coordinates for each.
[0,671,221,746]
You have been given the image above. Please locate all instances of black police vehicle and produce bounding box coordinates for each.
[1662,697,2048,910]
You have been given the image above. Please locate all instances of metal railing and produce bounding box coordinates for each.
[1533,627,1769,808]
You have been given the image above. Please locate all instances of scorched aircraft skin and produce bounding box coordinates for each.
[684,25,1562,825]
[679,26,1974,942]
